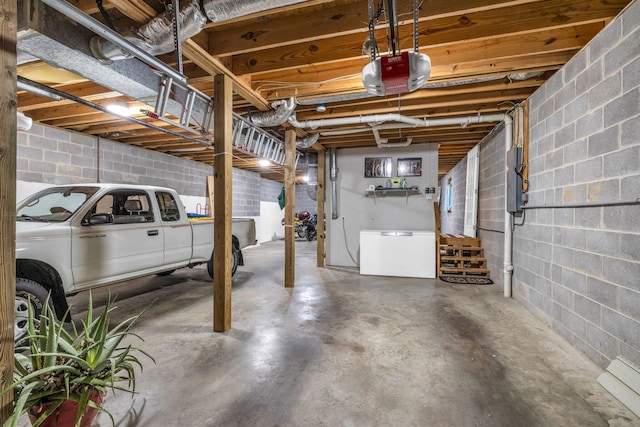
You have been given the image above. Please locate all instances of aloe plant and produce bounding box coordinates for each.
[1,294,154,427]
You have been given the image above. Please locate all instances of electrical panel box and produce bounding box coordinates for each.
[506,147,523,213]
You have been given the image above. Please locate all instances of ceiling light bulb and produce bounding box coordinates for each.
[316,103,326,113]
[106,103,132,116]
[259,159,271,167]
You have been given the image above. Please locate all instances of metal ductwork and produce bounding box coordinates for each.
[18,0,160,101]
[249,98,296,127]
[17,0,207,127]
[90,0,206,62]
[202,0,308,23]
[90,0,310,62]
[296,133,319,149]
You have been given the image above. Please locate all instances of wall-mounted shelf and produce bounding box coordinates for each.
[365,188,421,204]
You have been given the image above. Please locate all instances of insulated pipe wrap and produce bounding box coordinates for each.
[90,0,206,61]
[249,98,296,127]
[297,133,319,149]
[202,0,308,22]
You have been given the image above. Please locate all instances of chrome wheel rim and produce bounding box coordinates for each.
[15,295,30,341]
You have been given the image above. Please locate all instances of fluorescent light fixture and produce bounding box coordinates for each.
[258,159,271,167]
[106,103,132,116]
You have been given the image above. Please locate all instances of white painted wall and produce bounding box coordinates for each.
[259,201,285,243]
[325,143,438,267]
[178,195,212,216]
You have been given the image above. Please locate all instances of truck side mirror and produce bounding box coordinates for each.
[82,213,113,226]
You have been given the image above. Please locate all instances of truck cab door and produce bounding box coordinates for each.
[155,191,192,265]
[71,190,164,288]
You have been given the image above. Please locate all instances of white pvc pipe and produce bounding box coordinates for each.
[330,148,338,220]
[289,113,507,130]
[503,115,514,297]
[371,127,412,147]
[321,128,371,136]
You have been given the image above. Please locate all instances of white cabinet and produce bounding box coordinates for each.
[360,230,436,279]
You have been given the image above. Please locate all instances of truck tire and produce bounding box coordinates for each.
[207,243,240,279]
[15,278,53,345]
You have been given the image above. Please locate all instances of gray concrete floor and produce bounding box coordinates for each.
[56,240,640,426]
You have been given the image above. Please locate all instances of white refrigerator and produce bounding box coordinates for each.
[360,229,436,279]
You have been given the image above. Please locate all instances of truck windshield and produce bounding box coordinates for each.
[17,186,99,222]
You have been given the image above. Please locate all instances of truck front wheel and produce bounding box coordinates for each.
[207,243,240,279]
[15,278,53,344]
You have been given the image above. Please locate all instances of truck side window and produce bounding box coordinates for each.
[156,192,181,222]
[93,191,154,224]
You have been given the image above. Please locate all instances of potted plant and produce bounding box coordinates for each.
[1,294,153,427]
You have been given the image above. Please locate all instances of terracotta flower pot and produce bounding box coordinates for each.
[28,390,104,427]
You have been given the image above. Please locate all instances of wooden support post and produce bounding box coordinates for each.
[284,130,296,287]
[316,150,326,267]
[0,1,17,423]
[213,74,233,332]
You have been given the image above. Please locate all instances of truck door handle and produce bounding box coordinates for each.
[147,230,159,236]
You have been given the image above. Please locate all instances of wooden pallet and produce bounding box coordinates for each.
[438,234,490,278]
[433,203,491,278]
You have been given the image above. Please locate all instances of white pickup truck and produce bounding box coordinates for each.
[14,183,256,342]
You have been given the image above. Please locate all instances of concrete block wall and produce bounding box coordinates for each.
[17,123,272,217]
[296,184,318,215]
[232,168,261,216]
[258,180,317,215]
[478,126,507,291]
[18,123,212,195]
[515,0,640,368]
[17,125,97,185]
[438,127,507,290]
[438,156,466,235]
[261,178,283,204]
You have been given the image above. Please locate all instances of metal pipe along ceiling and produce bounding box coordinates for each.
[17,76,214,148]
